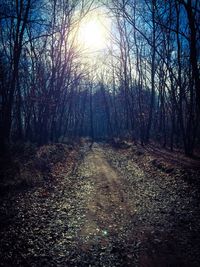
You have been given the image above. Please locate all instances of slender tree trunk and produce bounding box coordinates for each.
[145,0,156,143]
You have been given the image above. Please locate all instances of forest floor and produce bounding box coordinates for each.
[0,141,200,266]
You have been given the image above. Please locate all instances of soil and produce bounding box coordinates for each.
[0,142,200,266]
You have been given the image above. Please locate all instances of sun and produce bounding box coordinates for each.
[77,11,110,52]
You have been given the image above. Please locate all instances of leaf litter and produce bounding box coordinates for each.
[0,142,200,266]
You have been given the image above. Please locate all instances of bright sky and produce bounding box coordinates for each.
[76,9,111,54]
[69,7,114,78]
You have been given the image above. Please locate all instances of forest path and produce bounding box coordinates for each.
[71,143,200,266]
[76,143,135,248]
[1,143,200,266]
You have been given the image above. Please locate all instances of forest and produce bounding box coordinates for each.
[0,0,200,266]
[0,0,199,155]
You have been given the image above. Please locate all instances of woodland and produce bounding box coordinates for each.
[0,0,199,155]
[0,0,200,266]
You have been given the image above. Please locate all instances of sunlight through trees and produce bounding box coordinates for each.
[0,0,199,156]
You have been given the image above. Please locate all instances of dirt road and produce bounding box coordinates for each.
[0,143,200,266]
[78,143,135,238]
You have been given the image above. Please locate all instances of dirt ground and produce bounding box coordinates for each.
[0,142,200,266]
[78,144,135,238]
